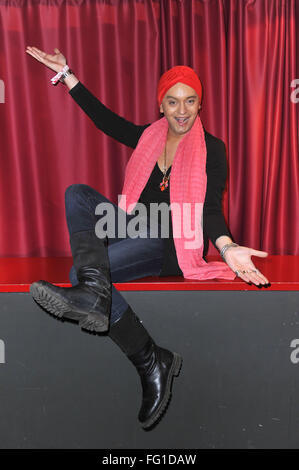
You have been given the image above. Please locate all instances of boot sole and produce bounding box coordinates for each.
[141,352,183,429]
[30,282,109,333]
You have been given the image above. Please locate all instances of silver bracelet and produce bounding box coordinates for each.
[220,242,239,260]
[50,65,74,85]
[59,68,74,84]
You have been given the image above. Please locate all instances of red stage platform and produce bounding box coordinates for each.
[0,255,298,292]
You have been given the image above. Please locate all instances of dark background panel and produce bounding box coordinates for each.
[0,291,298,449]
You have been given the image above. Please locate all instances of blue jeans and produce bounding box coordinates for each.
[65,184,164,324]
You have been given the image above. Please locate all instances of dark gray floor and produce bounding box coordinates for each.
[0,290,298,449]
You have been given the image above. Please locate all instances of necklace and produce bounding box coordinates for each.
[159,142,171,191]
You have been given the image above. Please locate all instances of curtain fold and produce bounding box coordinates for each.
[0,0,298,257]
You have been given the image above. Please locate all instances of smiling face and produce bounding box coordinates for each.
[159,82,201,139]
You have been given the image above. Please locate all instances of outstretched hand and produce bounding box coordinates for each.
[26,46,66,73]
[223,245,270,286]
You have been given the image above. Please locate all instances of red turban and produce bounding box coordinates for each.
[157,65,203,106]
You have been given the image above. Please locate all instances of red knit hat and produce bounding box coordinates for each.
[157,65,203,106]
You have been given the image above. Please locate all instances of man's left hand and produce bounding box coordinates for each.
[223,245,270,286]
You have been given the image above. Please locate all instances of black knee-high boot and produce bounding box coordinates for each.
[108,305,182,429]
[30,230,112,333]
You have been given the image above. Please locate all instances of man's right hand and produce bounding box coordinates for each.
[26,46,67,73]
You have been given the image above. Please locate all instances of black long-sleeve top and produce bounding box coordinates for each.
[69,81,234,276]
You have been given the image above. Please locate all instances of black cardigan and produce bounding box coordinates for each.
[69,81,234,275]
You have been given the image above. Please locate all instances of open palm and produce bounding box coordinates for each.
[224,245,270,286]
[26,46,66,73]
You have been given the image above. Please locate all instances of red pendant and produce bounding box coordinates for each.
[160,177,169,191]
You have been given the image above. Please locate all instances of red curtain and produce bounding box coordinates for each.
[0,0,298,257]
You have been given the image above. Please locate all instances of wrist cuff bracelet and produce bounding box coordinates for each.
[59,68,74,84]
[220,242,239,260]
[51,65,73,85]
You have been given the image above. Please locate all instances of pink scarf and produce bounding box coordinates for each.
[118,115,236,280]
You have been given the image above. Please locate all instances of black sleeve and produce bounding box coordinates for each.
[69,81,150,149]
[203,135,235,247]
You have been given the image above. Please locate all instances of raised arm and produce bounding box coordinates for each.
[25,46,150,148]
[68,81,149,148]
